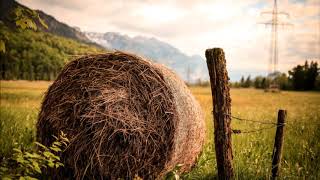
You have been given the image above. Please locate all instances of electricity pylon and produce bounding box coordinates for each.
[260,0,292,75]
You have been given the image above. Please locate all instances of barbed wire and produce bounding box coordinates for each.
[225,113,277,125]
[224,113,285,134]
[212,111,319,134]
[227,113,319,126]
[212,111,277,125]
[232,124,285,134]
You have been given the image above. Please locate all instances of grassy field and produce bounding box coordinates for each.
[1,80,319,179]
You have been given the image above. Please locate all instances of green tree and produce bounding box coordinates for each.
[289,65,305,90]
[288,61,319,90]
[315,76,320,90]
[253,76,263,89]
[305,61,319,90]
[274,73,291,90]
[261,77,270,89]
[0,25,104,80]
[244,75,252,88]
[240,76,245,87]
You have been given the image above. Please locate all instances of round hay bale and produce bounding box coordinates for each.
[37,51,205,179]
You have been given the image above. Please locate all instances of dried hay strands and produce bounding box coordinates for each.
[37,51,205,179]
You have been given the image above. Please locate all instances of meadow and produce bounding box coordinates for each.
[0,80,319,179]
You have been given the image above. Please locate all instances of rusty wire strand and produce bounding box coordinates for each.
[232,124,285,134]
[225,113,277,125]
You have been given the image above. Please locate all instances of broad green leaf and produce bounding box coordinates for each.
[43,151,54,158]
[38,15,48,29]
[53,142,62,147]
[61,137,69,143]
[30,9,38,17]
[13,148,22,153]
[14,7,23,17]
[47,161,55,168]
[23,176,38,180]
[15,19,27,29]
[16,156,25,164]
[32,161,41,173]
[25,152,35,158]
[57,162,64,167]
[50,146,62,152]
[62,141,68,146]
[55,163,60,168]
[26,163,34,170]
[16,18,37,30]
[25,152,41,159]
[26,18,37,30]
[35,142,48,150]
[51,154,60,161]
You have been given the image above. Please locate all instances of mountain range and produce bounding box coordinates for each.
[85,32,208,82]
[1,0,208,82]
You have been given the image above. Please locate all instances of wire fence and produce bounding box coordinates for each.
[212,111,319,135]
[224,113,286,134]
[225,114,278,125]
[232,124,285,134]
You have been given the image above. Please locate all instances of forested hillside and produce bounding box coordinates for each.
[0,0,106,80]
[0,24,105,80]
[0,0,93,44]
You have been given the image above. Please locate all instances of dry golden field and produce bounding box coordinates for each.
[1,81,319,179]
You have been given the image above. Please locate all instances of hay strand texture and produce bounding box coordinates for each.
[37,51,205,179]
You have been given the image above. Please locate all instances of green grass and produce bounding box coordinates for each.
[187,87,320,179]
[0,81,51,156]
[1,81,319,179]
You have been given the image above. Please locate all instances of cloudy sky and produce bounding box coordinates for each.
[19,0,319,77]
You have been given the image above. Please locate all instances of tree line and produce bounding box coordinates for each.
[0,24,104,80]
[230,61,320,91]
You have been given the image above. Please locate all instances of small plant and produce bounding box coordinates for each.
[0,131,69,179]
[165,164,183,180]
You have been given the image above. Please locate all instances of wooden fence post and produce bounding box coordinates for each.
[205,48,234,179]
[271,109,287,179]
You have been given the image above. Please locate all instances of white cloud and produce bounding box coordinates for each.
[18,0,320,76]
